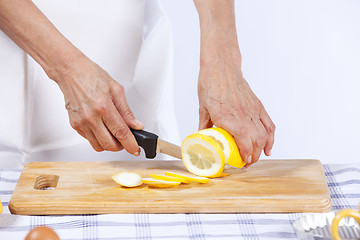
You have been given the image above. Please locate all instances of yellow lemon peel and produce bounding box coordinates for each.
[198,127,246,169]
[142,178,181,188]
[165,171,210,183]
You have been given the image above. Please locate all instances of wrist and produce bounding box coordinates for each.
[199,20,241,67]
[44,49,87,83]
[200,42,242,68]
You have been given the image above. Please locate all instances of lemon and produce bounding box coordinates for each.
[165,171,210,183]
[181,132,225,177]
[112,172,143,187]
[216,172,230,177]
[0,198,2,214]
[142,178,181,188]
[149,174,189,183]
[198,127,245,169]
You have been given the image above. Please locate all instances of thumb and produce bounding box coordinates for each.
[198,107,213,130]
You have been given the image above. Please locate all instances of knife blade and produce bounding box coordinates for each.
[130,129,181,159]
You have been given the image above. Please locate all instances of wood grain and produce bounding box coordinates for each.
[9,159,332,215]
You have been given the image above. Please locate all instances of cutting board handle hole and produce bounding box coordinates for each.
[34,175,59,190]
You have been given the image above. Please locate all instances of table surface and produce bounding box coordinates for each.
[0,164,359,240]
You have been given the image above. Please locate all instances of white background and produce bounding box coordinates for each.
[160,0,360,164]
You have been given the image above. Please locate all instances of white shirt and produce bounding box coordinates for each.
[0,0,180,168]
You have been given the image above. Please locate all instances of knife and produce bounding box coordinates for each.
[130,129,182,159]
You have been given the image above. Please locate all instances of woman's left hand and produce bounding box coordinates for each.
[194,0,276,167]
[197,48,275,167]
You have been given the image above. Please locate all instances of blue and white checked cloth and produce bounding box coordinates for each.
[0,164,359,240]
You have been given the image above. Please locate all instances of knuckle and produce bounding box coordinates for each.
[122,107,134,120]
[94,100,108,114]
[80,111,94,125]
[256,131,269,147]
[268,122,276,134]
[234,127,249,139]
[114,84,125,95]
[114,126,130,140]
[241,146,253,157]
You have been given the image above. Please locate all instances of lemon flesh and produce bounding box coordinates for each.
[199,127,246,169]
[181,133,225,177]
[112,172,143,187]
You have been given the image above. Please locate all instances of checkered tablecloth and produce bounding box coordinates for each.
[0,164,359,240]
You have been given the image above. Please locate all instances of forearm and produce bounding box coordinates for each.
[195,1,275,164]
[193,0,241,65]
[0,0,84,81]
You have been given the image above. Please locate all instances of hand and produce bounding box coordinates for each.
[55,56,144,155]
[0,0,143,155]
[198,50,275,167]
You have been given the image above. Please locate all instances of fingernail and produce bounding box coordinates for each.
[246,155,252,163]
[134,119,144,128]
[268,150,272,156]
[134,150,140,156]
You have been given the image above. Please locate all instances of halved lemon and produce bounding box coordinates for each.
[142,178,181,188]
[181,133,225,177]
[165,171,210,183]
[149,174,189,183]
[112,172,143,187]
[198,127,245,169]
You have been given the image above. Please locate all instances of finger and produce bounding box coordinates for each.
[198,107,213,130]
[244,163,253,168]
[112,85,144,130]
[102,103,140,156]
[235,130,254,164]
[92,120,124,152]
[260,109,276,156]
[219,119,254,164]
[81,127,104,152]
[250,118,269,163]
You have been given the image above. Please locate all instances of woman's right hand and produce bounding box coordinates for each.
[0,0,143,155]
[55,56,144,155]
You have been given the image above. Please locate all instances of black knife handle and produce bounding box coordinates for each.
[130,129,158,159]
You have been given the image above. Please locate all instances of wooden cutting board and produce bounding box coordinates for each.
[9,159,332,215]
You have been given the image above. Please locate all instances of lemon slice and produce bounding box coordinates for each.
[149,174,189,183]
[199,127,245,169]
[181,133,225,177]
[165,171,210,183]
[215,172,230,177]
[112,172,143,187]
[0,197,2,214]
[142,178,181,188]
